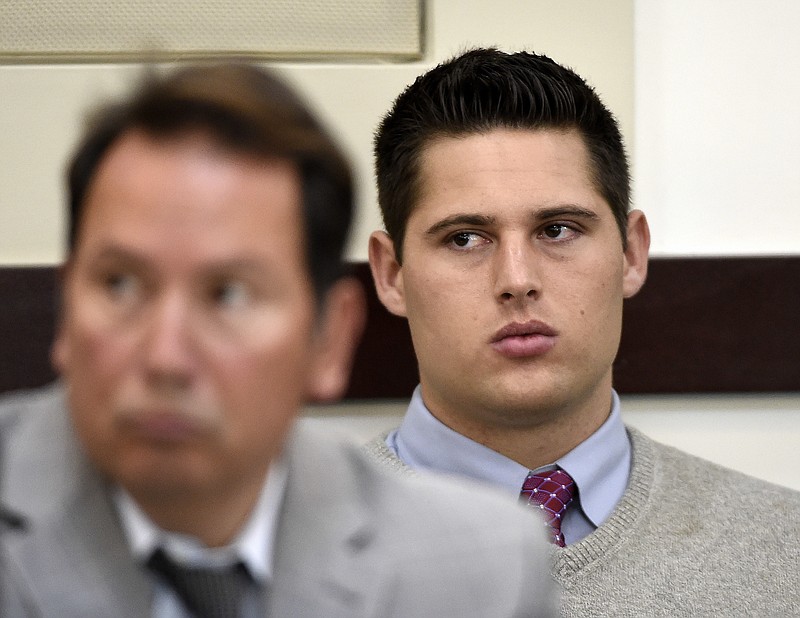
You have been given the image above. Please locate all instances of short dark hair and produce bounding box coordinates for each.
[375,48,630,262]
[68,62,353,296]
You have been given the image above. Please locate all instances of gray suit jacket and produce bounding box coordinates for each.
[0,385,558,617]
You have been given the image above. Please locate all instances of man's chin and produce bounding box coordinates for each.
[478,384,573,424]
[107,455,219,500]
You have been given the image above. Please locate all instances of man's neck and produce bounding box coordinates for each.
[128,475,266,548]
[424,387,614,470]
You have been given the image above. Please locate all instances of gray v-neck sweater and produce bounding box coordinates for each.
[365,426,800,616]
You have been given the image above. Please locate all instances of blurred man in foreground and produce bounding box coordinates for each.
[0,62,557,617]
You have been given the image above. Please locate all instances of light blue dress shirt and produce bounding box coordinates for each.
[114,457,288,618]
[386,386,631,545]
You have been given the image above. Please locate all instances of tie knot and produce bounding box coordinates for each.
[520,468,576,547]
[147,548,251,618]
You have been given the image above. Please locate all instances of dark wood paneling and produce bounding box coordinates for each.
[346,264,419,399]
[615,256,800,393]
[0,267,59,394]
[2,258,799,398]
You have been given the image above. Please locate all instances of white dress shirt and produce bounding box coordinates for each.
[386,387,631,545]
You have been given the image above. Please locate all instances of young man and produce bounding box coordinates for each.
[367,48,800,615]
[0,62,558,617]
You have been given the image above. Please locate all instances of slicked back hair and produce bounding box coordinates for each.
[375,48,630,262]
[68,62,353,297]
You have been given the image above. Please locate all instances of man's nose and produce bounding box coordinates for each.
[493,240,542,303]
[143,292,196,388]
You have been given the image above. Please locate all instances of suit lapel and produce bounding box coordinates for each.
[268,423,384,618]
[6,446,152,617]
[3,385,82,524]
[1,386,151,617]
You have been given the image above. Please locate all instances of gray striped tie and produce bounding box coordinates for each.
[148,548,251,618]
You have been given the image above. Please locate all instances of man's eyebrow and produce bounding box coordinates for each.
[424,205,601,236]
[533,205,602,222]
[425,214,496,236]
[90,247,266,276]
[90,246,147,266]
[202,257,271,276]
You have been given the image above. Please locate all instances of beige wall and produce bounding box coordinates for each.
[635,0,800,256]
[1,0,798,489]
[0,0,634,264]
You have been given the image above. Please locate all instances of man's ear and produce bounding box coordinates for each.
[368,231,407,317]
[305,277,367,403]
[622,209,650,299]
[51,331,67,374]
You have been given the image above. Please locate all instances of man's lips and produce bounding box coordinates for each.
[490,320,558,358]
[121,408,210,443]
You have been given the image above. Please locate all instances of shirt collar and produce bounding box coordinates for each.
[391,386,529,496]
[114,455,288,583]
[390,386,630,527]
[550,390,630,527]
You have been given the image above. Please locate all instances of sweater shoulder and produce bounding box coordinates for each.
[632,426,800,503]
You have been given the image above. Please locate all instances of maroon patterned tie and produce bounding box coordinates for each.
[520,468,576,547]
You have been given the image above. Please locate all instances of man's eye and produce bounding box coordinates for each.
[103,272,139,299]
[212,281,250,308]
[541,224,575,240]
[448,232,485,249]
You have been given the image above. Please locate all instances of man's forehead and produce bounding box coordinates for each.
[410,128,599,218]
[416,127,589,187]
[90,129,300,200]
[75,130,305,263]
[99,127,291,172]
